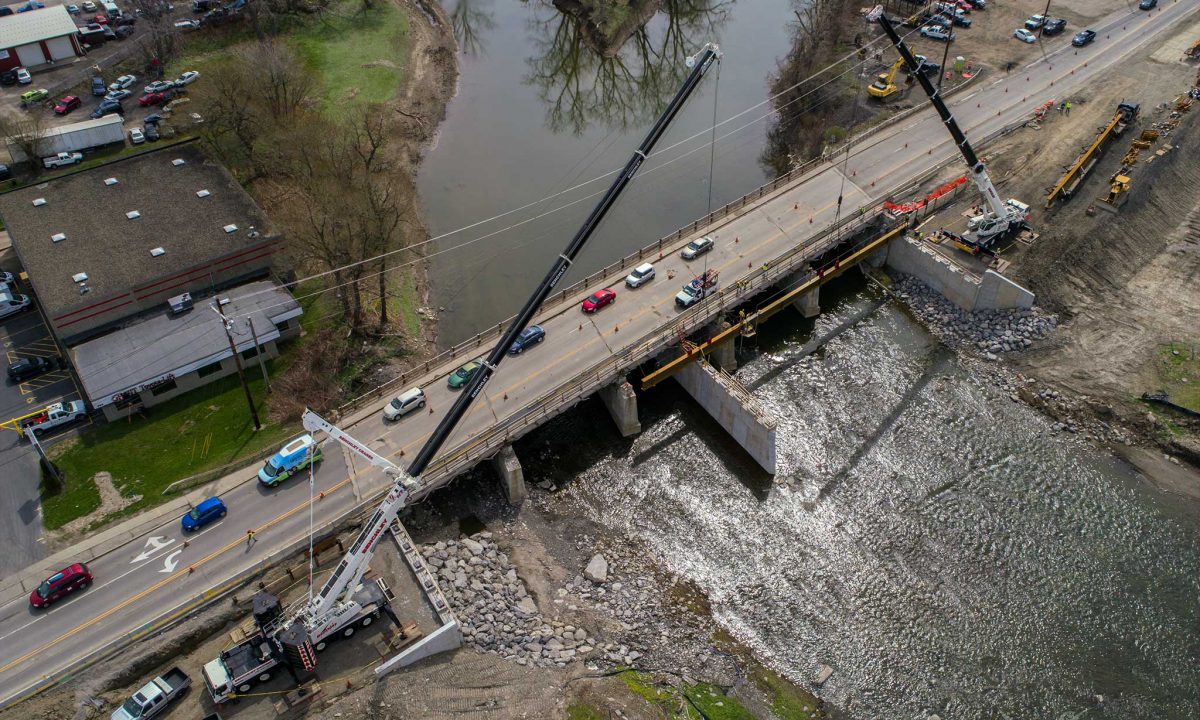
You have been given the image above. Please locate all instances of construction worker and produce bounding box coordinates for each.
[246,529,256,548]
[1065,101,1072,116]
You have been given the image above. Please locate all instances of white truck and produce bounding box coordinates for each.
[675,268,719,308]
[42,151,83,169]
[111,667,190,720]
[21,401,87,436]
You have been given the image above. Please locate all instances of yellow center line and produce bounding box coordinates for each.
[0,476,355,677]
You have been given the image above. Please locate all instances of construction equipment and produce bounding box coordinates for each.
[868,59,905,99]
[873,11,1029,247]
[1045,101,1139,207]
[1186,38,1200,59]
[203,42,724,704]
[1100,129,1157,208]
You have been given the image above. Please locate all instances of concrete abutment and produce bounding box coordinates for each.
[599,380,642,437]
[674,359,777,474]
[490,444,527,505]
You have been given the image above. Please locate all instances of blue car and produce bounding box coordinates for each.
[258,434,322,486]
[182,496,226,531]
[508,325,545,355]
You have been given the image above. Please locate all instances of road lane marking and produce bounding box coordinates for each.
[130,536,174,563]
[159,550,182,574]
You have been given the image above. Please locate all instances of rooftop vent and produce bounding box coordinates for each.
[172,159,186,166]
[150,247,165,257]
[168,292,193,315]
[104,177,118,186]
[223,224,238,234]
[196,189,210,198]
[126,210,141,220]
[79,285,90,295]
[51,233,66,243]
[72,272,88,283]
[32,198,46,207]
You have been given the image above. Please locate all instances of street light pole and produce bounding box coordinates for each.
[246,317,271,393]
[212,302,261,432]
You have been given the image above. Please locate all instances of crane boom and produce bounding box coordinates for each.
[873,12,1025,245]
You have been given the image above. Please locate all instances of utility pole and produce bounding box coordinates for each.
[246,317,271,393]
[212,302,261,432]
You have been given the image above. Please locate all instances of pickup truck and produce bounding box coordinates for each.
[111,667,189,720]
[675,269,719,308]
[21,401,87,437]
[42,152,83,169]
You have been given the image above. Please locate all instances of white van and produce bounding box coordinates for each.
[383,387,426,421]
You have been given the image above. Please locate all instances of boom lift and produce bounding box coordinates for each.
[873,11,1029,248]
[202,42,723,705]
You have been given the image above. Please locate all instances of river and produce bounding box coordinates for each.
[415,2,1200,717]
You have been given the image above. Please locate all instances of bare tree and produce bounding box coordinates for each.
[130,0,179,72]
[195,58,266,172]
[247,42,315,123]
[0,111,49,173]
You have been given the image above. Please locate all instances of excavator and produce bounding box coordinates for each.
[868,58,904,99]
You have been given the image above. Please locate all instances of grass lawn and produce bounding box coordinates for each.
[618,671,756,720]
[42,361,296,530]
[1155,342,1200,412]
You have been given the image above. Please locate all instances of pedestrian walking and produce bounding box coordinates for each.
[1065,101,1072,116]
[246,529,256,547]
[1057,101,1065,114]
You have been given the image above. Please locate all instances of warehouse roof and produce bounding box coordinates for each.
[72,280,302,409]
[0,142,274,322]
[0,6,78,48]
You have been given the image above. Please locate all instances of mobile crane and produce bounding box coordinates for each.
[202,42,723,705]
[873,10,1029,248]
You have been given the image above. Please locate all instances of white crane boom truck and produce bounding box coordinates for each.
[202,410,417,704]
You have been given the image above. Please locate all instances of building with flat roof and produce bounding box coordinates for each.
[0,6,83,72]
[72,280,301,420]
[0,141,280,345]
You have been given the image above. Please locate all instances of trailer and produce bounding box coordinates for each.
[7,115,125,163]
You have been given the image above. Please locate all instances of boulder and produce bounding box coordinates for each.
[584,554,609,583]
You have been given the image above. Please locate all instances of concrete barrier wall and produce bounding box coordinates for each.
[885,238,1034,311]
[675,360,777,474]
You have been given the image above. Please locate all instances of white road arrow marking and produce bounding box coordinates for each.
[159,549,182,574]
[131,536,174,563]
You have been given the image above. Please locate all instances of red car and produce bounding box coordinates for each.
[138,91,167,106]
[29,563,93,609]
[581,288,616,313]
[92,12,107,23]
[53,95,80,115]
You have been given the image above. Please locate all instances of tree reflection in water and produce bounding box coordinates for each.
[450,0,497,57]
[525,0,732,135]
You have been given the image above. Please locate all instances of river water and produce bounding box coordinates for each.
[416,2,1200,717]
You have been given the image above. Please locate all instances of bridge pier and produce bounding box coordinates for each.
[675,359,776,475]
[490,444,527,505]
[782,266,820,319]
[709,320,736,372]
[599,380,641,437]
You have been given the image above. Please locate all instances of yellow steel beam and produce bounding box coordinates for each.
[1045,111,1122,208]
[0,405,54,433]
[640,223,907,389]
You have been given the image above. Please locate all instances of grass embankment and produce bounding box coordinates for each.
[1155,342,1200,413]
[619,671,757,720]
[40,1,417,530]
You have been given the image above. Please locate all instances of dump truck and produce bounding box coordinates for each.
[111,667,190,720]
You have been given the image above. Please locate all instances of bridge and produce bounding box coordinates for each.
[0,1,1191,707]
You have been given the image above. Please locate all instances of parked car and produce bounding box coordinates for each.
[181,497,226,532]
[1013,28,1036,43]
[20,88,48,105]
[0,165,9,181]
[943,11,971,27]
[925,14,951,29]
[508,325,545,355]
[383,387,426,421]
[257,434,321,486]
[919,25,954,41]
[447,360,483,389]
[0,289,31,320]
[91,75,107,95]
[143,112,163,124]
[66,3,80,12]
[143,121,160,140]
[128,127,145,144]
[7,356,59,382]
[114,24,134,38]
[0,6,12,14]
[624,262,656,288]
[0,70,17,86]
[1139,0,1157,8]
[138,91,169,106]
[53,95,81,115]
[173,18,199,30]
[15,67,31,85]
[111,667,190,720]
[963,0,985,7]
[82,0,97,10]
[1024,14,1046,30]
[115,15,135,26]
[1042,18,1067,35]
[29,563,92,609]
[681,236,714,260]
[581,288,616,313]
[174,70,200,86]
[91,99,123,118]
[143,79,173,94]
[906,55,941,77]
[108,74,136,91]
[1072,29,1096,46]
[105,88,132,102]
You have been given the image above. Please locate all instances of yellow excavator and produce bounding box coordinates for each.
[868,58,905,99]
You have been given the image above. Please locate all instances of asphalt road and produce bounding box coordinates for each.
[0,0,1193,707]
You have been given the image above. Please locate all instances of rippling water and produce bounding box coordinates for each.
[516,279,1200,718]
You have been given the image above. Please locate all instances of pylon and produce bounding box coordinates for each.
[578,323,583,331]
[399,449,405,456]
[503,392,508,400]
[182,540,189,548]
[904,142,908,148]
[429,406,434,413]
[319,491,325,499]
[188,566,194,575]
[1026,76,1029,81]
[1005,87,1008,92]
[809,216,813,223]
[870,180,875,186]
[346,680,353,690]
[977,103,980,107]
[614,325,619,332]
[794,203,798,209]
[735,236,739,243]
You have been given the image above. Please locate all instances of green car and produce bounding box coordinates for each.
[20,89,48,104]
[448,360,483,389]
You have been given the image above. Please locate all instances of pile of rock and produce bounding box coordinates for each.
[421,533,593,667]
[892,274,1058,358]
